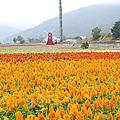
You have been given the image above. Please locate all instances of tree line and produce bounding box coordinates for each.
[13,36,45,44]
[92,21,120,40]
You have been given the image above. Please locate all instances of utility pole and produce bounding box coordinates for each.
[59,0,63,42]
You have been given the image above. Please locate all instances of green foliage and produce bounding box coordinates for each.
[28,37,45,43]
[13,37,17,43]
[105,32,112,38]
[13,36,24,44]
[111,21,120,39]
[74,36,82,40]
[20,40,25,44]
[100,33,106,38]
[92,27,102,40]
[17,36,23,41]
[101,32,112,39]
[81,42,89,49]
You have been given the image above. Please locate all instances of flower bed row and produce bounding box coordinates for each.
[0,52,120,62]
[0,52,120,120]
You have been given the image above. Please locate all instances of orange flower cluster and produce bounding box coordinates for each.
[0,52,120,62]
[0,52,120,120]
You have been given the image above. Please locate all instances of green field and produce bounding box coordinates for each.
[0,44,120,53]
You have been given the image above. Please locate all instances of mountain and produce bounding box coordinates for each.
[0,26,23,38]
[7,4,120,43]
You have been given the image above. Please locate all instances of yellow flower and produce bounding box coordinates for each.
[41,108,47,114]
[0,107,5,113]
[87,108,93,118]
[26,114,37,120]
[3,116,9,120]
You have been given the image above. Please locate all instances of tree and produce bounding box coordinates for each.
[92,27,102,40]
[13,36,24,44]
[104,32,112,38]
[74,36,82,40]
[13,37,17,43]
[101,32,112,39]
[20,40,25,44]
[111,21,120,39]
[17,36,23,41]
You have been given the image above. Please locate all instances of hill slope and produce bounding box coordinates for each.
[7,4,120,42]
[0,26,22,41]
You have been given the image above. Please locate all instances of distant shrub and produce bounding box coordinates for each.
[100,33,106,38]
[20,40,25,44]
[104,32,112,38]
[81,42,89,49]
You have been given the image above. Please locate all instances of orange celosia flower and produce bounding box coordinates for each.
[59,107,64,117]
[108,113,113,120]
[81,105,87,116]
[31,101,36,108]
[84,99,90,108]
[93,101,99,110]
[69,105,79,117]
[15,111,23,120]
[47,106,55,119]
[97,112,104,119]
[91,89,97,98]
[23,103,28,111]
[55,109,61,119]
[116,110,120,119]
[94,114,99,120]
[63,113,70,120]
[67,104,72,111]
[76,111,85,120]
[38,114,44,120]
[109,100,115,109]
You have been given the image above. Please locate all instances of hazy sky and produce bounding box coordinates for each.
[0,0,120,29]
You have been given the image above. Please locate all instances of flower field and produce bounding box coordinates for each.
[0,52,120,120]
